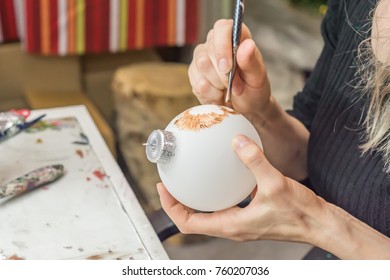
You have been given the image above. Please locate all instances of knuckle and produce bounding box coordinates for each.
[230,235,247,242]
[206,29,214,41]
[178,224,192,235]
[214,19,231,30]
[220,225,239,238]
[264,176,289,197]
[196,55,212,73]
[193,43,205,56]
[192,88,199,97]
[242,23,252,38]
[243,145,264,168]
[187,64,192,79]
[197,78,211,93]
[219,219,255,241]
[188,63,196,83]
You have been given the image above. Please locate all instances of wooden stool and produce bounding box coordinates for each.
[113,62,199,213]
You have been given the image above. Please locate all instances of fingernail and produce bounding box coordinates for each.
[218,58,230,73]
[234,134,250,149]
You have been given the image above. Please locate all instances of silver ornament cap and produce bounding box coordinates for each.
[144,129,176,164]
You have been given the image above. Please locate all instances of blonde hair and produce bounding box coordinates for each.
[357,2,390,172]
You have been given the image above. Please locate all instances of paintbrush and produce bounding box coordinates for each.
[0,113,46,142]
[0,165,64,199]
[226,0,245,103]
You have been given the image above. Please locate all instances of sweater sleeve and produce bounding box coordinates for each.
[288,0,343,131]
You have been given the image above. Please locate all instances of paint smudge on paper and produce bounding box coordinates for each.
[88,170,110,188]
[26,117,77,133]
[25,120,60,133]
[76,149,84,158]
[87,255,102,260]
[92,170,106,181]
[6,254,25,260]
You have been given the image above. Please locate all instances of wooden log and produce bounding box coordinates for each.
[113,62,199,212]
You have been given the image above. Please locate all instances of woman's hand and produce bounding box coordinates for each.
[157,134,325,243]
[189,19,310,179]
[189,19,271,120]
[157,135,390,259]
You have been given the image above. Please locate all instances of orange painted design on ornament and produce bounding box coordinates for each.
[174,106,239,131]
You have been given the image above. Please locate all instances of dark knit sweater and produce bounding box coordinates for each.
[289,0,389,236]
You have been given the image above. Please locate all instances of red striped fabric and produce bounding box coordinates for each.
[185,0,198,44]
[0,0,18,42]
[67,0,75,54]
[25,0,42,53]
[127,0,136,49]
[49,0,58,54]
[100,0,110,51]
[85,0,96,53]
[154,0,168,47]
[1,0,200,55]
[85,0,109,53]
[143,0,153,48]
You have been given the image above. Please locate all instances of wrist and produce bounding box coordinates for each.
[245,95,309,179]
[247,96,283,131]
[308,201,390,259]
[305,201,349,253]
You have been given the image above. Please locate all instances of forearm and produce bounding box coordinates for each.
[248,96,309,180]
[309,201,390,259]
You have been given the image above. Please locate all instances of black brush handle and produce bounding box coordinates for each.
[232,0,244,51]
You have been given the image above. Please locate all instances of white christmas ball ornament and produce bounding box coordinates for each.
[145,104,262,212]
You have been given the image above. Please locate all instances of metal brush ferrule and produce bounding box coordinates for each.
[144,129,176,164]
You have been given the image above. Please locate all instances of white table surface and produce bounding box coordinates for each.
[0,105,168,260]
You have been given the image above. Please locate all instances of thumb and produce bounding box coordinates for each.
[233,134,279,184]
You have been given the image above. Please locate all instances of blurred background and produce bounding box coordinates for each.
[0,0,326,259]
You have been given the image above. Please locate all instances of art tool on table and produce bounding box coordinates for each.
[226,0,245,103]
[0,111,46,142]
[0,164,64,199]
[72,132,90,145]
